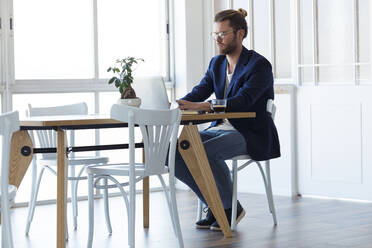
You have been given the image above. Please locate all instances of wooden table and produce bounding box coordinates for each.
[9,112,255,247]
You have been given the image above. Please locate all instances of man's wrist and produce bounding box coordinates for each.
[203,102,213,112]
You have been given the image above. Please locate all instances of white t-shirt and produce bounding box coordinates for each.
[209,65,236,131]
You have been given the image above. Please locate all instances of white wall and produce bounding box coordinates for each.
[297,86,372,200]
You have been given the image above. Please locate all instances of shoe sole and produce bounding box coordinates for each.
[210,209,246,231]
[195,225,212,229]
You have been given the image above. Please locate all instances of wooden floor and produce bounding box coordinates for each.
[6,190,372,248]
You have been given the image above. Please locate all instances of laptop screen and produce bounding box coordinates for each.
[133,76,170,110]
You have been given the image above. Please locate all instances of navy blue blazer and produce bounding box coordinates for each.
[181,47,280,161]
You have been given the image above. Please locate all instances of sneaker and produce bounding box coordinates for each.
[195,207,216,229]
[210,201,246,231]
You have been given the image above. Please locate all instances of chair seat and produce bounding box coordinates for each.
[230,154,251,160]
[40,155,109,166]
[86,163,169,177]
[0,185,17,202]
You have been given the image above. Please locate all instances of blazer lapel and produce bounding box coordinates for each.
[226,47,251,97]
[216,58,227,99]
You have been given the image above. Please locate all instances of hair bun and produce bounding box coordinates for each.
[237,8,247,17]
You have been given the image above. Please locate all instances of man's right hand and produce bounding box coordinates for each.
[176,100,212,112]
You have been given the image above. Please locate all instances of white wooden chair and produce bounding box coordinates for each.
[0,111,20,248]
[197,100,278,229]
[25,102,110,236]
[86,104,184,248]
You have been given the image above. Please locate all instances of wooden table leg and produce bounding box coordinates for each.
[143,177,149,228]
[178,125,232,238]
[143,148,149,228]
[9,130,33,188]
[57,129,67,248]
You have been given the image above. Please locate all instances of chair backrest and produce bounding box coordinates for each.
[0,111,20,187]
[28,102,88,116]
[266,99,276,121]
[133,76,170,110]
[111,104,181,175]
[27,102,88,159]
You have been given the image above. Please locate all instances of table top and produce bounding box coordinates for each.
[20,112,255,128]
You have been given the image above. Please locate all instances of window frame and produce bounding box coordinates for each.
[0,0,173,205]
[295,0,372,86]
[230,0,292,81]
[1,0,173,114]
[226,0,371,85]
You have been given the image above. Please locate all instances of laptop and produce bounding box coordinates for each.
[133,76,170,110]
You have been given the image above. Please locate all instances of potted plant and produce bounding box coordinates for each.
[107,56,144,107]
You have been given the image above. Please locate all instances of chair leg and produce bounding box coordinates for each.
[158,175,177,236]
[231,159,238,231]
[2,196,14,248]
[71,165,87,231]
[103,177,112,234]
[257,161,277,226]
[128,177,136,248]
[70,165,78,230]
[65,221,69,241]
[264,161,277,225]
[87,174,94,248]
[25,166,45,235]
[168,175,184,248]
[25,160,36,236]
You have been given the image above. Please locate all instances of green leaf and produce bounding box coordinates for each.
[108,77,116,84]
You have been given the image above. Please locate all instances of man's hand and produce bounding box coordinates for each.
[176,100,212,112]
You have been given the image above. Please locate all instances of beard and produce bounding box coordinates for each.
[218,34,238,55]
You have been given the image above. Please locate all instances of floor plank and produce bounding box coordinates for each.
[6,191,372,247]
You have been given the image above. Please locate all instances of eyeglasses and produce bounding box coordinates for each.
[211,30,235,40]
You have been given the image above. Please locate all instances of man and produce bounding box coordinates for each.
[175,8,281,231]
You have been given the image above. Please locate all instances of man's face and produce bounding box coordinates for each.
[214,20,238,55]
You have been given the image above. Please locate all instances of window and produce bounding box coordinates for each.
[253,0,271,62]
[274,0,291,78]
[298,0,372,85]
[12,93,95,118]
[13,0,95,79]
[13,0,168,81]
[233,0,292,80]
[97,0,167,79]
[231,0,372,84]
[0,0,6,90]
[6,0,170,204]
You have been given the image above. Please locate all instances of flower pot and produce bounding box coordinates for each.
[116,97,141,107]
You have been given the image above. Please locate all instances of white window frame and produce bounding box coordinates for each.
[0,0,173,114]
[219,0,372,86]
[1,0,173,205]
[0,0,14,112]
[229,0,290,82]
[295,0,372,86]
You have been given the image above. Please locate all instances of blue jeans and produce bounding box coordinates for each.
[174,129,248,209]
